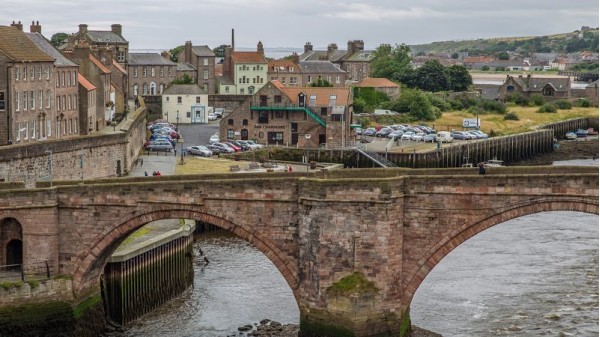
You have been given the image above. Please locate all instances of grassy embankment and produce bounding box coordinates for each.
[175,157,257,175]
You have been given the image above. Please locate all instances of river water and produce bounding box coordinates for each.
[117,161,598,337]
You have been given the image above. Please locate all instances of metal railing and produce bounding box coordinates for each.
[0,260,53,282]
[353,147,397,168]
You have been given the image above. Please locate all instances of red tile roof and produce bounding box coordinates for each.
[112,59,127,74]
[355,77,399,88]
[78,74,96,91]
[232,51,267,64]
[89,54,110,74]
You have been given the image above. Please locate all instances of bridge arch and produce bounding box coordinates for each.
[402,198,599,306]
[0,217,23,266]
[71,208,300,302]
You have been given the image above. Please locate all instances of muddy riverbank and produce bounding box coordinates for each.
[508,137,598,166]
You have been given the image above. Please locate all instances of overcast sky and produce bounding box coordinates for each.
[2,0,598,52]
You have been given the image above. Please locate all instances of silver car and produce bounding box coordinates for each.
[185,145,213,157]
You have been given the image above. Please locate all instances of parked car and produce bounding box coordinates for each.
[237,140,259,150]
[388,130,404,140]
[208,142,234,153]
[422,133,437,142]
[223,141,242,152]
[376,127,393,137]
[145,140,174,152]
[411,132,426,141]
[185,145,213,157]
[245,140,264,149]
[354,127,363,136]
[575,129,588,138]
[214,108,225,118]
[363,128,377,137]
[208,113,217,121]
[451,131,472,140]
[227,140,250,151]
[401,131,415,140]
[209,134,219,143]
[467,130,488,139]
[435,131,454,143]
[565,132,577,140]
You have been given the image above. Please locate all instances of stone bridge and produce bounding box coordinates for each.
[1,166,598,336]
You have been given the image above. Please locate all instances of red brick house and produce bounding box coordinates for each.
[219,80,353,148]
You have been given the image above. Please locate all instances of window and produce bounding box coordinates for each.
[0,92,4,110]
[225,86,230,93]
[134,67,138,78]
[142,83,148,95]
[74,118,78,133]
[62,96,66,112]
[160,67,164,77]
[23,91,28,110]
[196,97,201,103]
[47,119,51,137]
[506,85,514,92]
[329,95,337,107]
[46,90,51,108]
[67,72,71,86]
[151,67,155,77]
[336,75,340,84]
[150,82,156,95]
[67,95,71,110]
[160,84,164,94]
[61,71,65,86]
[203,70,208,80]
[72,71,76,85]
[267,132,283,145]
[15,67,19,80]
[240,88,244,94]
[242,119,248,125]
[39,90,43,109]
[166,97,169,102]
[275,111,284,119]
[72,95,77,110]
[24,121,28,139]
[258,111,268,123]
[321,107,328,116]
[203,59,208,66]
[203,84,208,92]
[290,77,297,85]
[168,67,172,77]
[46,66,50,80]
[15,92,19,111]
[187,110,191,118]
[307,75,312,83]
[281,77,286,84]
[228,119,234,125]
[117,50,125,62]
[227,129,234,139]
[32,120,36,139]
[309,95,316,107]
[274,95,282,103]
[143,67,147,77]
[133,84,138,96]
[23,66,27,81]
[30,66,34,80]
[38,66,42,80]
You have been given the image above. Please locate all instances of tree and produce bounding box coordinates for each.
[445,65,472,92]
[414,60,449,92]
[169,45,184,62]
[498,52,510,60]
[50,33,68,47]
[370,44,412,81]
[170,74,194,85]
[213,44,228,58]
[481,65,490,71]
[308,79,333,87]
[451,52,459,59]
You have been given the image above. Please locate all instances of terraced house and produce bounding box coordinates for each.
[128,53,177,97]
[0,24,56,145]
[220,40,268,95]
[300,40,374,82]
[177,41,216,94]
[219,80,352,148]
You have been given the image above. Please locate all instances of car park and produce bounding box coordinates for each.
[227,140,250,151]
[450,131,472,140]
[211,142,235,153]
[209,134,219,143]
[375,127,393,137]
[245,140,264,149]
[185,145,213,157]
[363,128,377,137]
[145,140,174,152]
[388,130,404,140]
[223,142,242,152]
[467,130,488,139]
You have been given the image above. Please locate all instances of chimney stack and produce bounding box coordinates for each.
[304,42,313,53]
[30,20,41,34]
[79,24,88,35]
[184,41,192,63]
[111,24,122,36]
[257,41,264,55]
[10,21,23,31]
[231,28,235,51]
[291,52,299,64]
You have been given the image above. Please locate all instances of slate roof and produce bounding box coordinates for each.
[0,26,54,62]
[86,30,127,44]
[343,50,374,62]
[25,32,77,67]
[129,53,176,66]
[232,51,267,64]
[355,78,399,88]
[268,60,301,73]
[191,45,215,57]
[299,61,345,73]
[508,76,570,92]
[78,74,96,91]
[299,50,346,62]
[163,84,207,95]
[177,62,196,71]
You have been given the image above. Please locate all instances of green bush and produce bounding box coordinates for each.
[508,93,529,106]
[554,100,572,110]
[538,104,558,113]
[504,112,519,120]
[575,98,592,107]
[530,94,545,106]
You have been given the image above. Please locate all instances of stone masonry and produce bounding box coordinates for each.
[0,166,597,337]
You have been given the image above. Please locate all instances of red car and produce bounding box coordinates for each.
[224,142,242,152]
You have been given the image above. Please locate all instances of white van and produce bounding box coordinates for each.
[435,131,453,143]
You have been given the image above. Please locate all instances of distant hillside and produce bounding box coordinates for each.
[409,28,599,56]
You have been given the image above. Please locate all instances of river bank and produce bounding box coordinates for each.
[508,137,598,166]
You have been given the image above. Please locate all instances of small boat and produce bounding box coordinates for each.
[565,132,577,140]
[575,129,588,138]
[483,159,504,167]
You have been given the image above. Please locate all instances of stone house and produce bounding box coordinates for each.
[267,58,302,87]
[300,40,374,82]
[0,24,56,145]
[219,80,352,148]
[26,31,81,138]
[298,60,347,87]
[354,78,400,100]
[162,84,209,124]
[498,74,571,102]
[219,41,268,95]
[128,53,177,98]
[177,42,216,94]
[77,75,97,134]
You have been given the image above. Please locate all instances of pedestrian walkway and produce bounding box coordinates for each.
[129,153,176,177]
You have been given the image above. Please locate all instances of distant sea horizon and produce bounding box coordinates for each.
[130,47,303,60]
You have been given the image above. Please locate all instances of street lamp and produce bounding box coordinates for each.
[176,110,179,131]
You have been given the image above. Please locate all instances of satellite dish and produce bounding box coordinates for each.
[305,134,311,139]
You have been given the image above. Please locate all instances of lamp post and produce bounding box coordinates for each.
[176,110,179,131]
[166,111,169,122]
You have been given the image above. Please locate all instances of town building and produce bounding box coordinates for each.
[300,40,374,82]
[177,42,216,94]
[128,53,177,98]
[267,55,347,88]
[77,75,97,134]
[354,77,401,100]
[498,74,571,101]
[0,24,56,145]
[162,84,209,124]
[219,40,268,95]
[26,30,81,138]
[219,80,352,148]
[267,58,302,87]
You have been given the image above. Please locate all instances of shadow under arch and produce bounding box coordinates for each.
[402,198,599,306]
[72,209,300,302]
[0,217,23,266]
